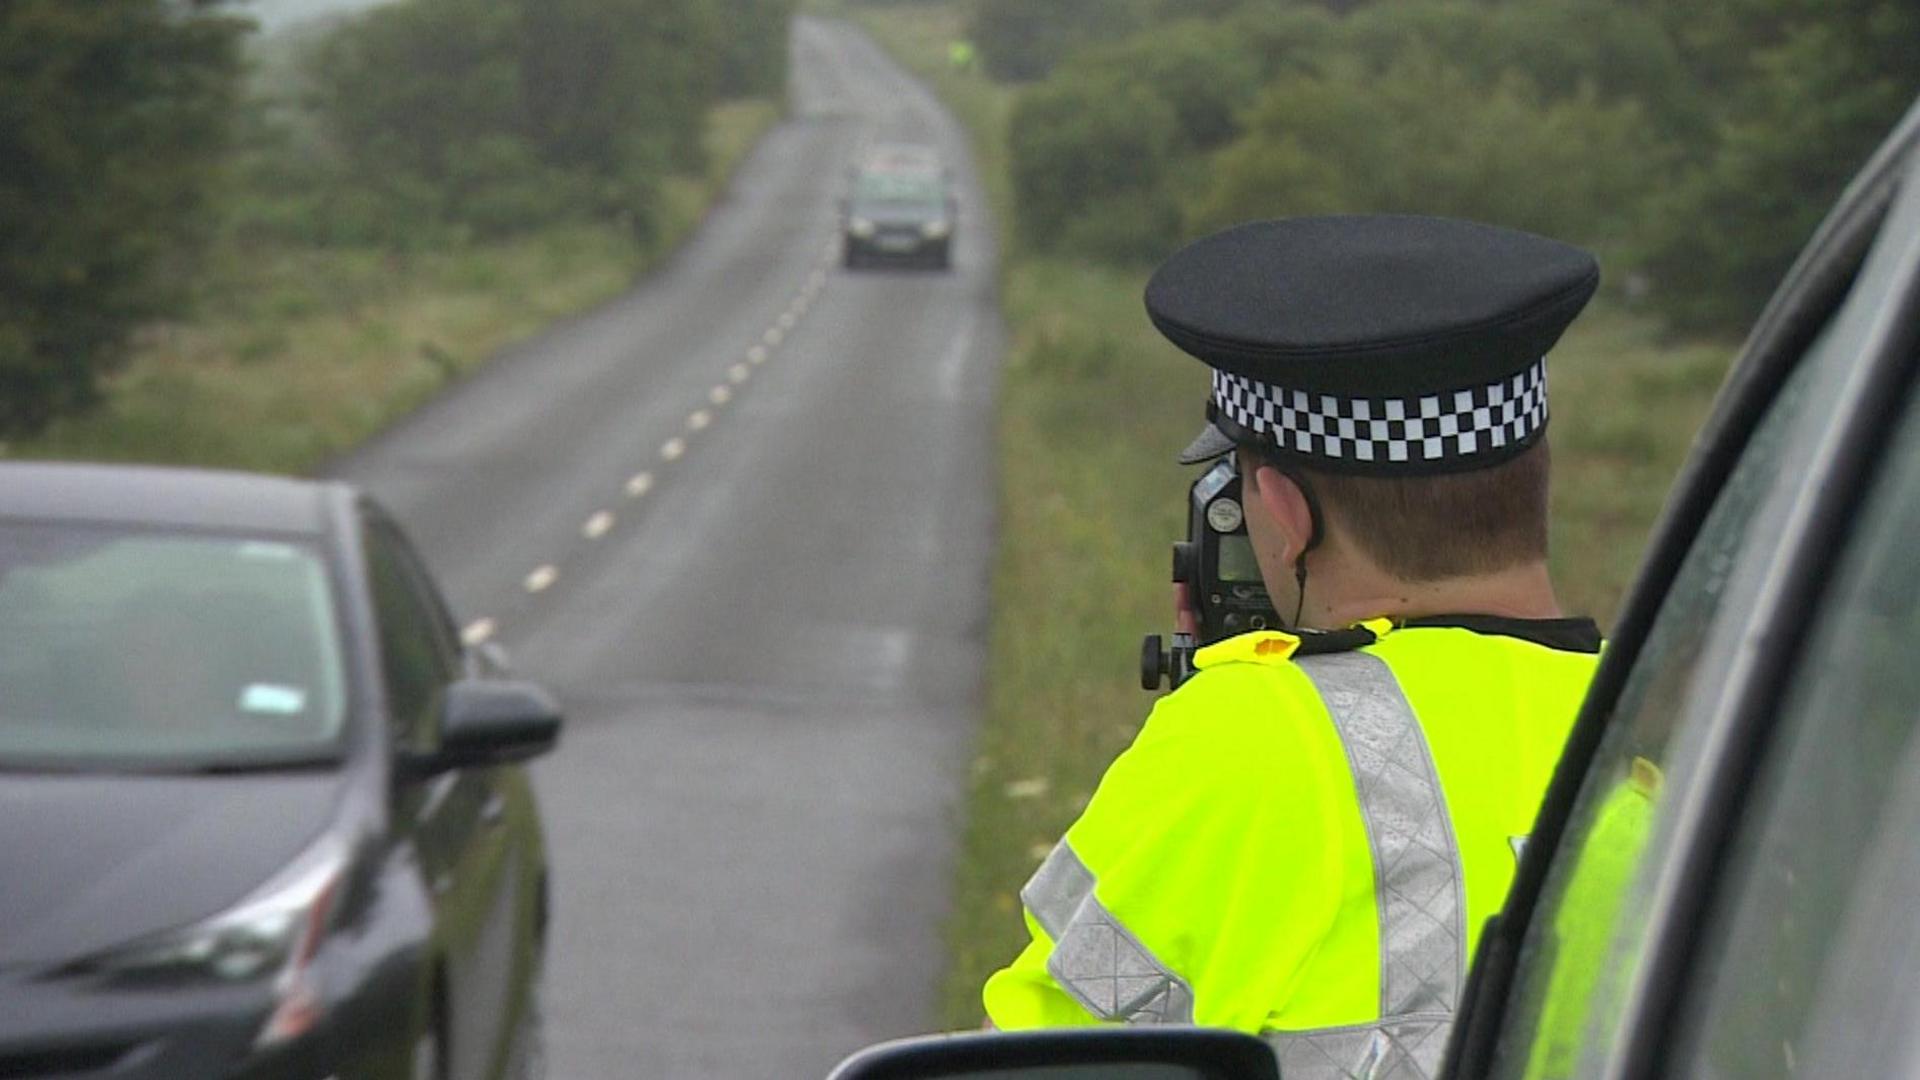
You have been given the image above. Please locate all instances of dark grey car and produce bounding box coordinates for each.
[841,164,957,271]
[0,463,560,1080]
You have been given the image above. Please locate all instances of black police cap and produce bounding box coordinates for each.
[1146,215,1599,474]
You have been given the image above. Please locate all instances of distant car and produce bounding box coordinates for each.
[842,151,957,271]
[827,93,1920,1080]
[0,463,560,1080]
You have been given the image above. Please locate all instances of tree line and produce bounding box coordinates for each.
[0,0,794,436]
[971,0,1918,335]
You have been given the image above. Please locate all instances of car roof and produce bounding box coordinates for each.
[0,462,342,536]
[860,143,943,172]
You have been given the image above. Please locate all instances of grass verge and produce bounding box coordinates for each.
[833,0,1739,1029]
[6,98,780,473]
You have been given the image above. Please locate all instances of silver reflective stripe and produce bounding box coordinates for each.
[1023,841,1196,1024]
[1265,1018,1453,1080]
[1267,651,1467,1080]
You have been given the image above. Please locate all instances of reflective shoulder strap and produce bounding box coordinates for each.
[1268,651,1467,1080]
[1023,840,1197,1024]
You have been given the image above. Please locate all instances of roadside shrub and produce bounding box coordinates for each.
[1055,21,1262,154]
[969,0,1149,82]
[0,0,246,434]
[1009,74,1180,256]
[441,136,595,238]
[1635,5,1920,333]
[1190,56,1663,246]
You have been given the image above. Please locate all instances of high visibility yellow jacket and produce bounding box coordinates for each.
[982,617,1602,1077]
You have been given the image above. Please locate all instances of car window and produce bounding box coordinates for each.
[1666,343,1920,1077]
[1487,156,1920,1079]
[362,519,456,747]
[374,513,462,656]
[0,523,347,767]
[853,170,945,206]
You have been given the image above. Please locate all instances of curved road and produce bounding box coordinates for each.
[332,18,1000,1079]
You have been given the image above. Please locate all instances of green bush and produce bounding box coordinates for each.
[1055,21,1263,154]
[1008,73,1181,257]
[1635,2,1920,333]
[1190,56,1665,245]
[988,0,1916,340]
[716,0,799,98]
[300,0,794,244]
[969,0,1150,82]
[0,0,246,434]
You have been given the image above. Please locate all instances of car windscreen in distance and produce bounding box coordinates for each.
[853,170,945,208]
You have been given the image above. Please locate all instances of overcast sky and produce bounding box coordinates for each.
[242,0,397,34]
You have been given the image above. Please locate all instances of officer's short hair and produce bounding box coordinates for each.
[1246,440,1551,582]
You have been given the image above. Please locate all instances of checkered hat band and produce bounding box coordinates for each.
[1212,360,1549,467]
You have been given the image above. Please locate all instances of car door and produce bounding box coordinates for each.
[1442,96,1920,1079]
[362,506,520,1080]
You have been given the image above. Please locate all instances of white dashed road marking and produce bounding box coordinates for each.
[461,618,496,646]
[494,260,831,624]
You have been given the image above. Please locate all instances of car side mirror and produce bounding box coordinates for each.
[825,1029,1279,1080]
[407,680,563,775]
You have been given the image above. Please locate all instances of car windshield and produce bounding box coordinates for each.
[0,522,347,770]
[853,171,944,208]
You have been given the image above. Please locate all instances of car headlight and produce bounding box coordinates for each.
[848,217,877,238]
[76,834,349,1048]
[921,219,951,239]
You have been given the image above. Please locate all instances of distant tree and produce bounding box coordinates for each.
[1635,0,1920,332]
[516,0,721,178]
[1191,55,1662,245]
[969,0,1151,82]
[715,0,798,99]
[0,0,247,434]
[310,0,778,244]
[1056,21,1263,153]
[1009,72,1182,259]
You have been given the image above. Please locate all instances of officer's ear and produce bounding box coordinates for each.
[1248,461,1317,564]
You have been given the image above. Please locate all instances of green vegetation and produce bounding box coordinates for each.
[0,1,248,435]
[1,0,792,462]
[11,99,777,471]
[835,0,1753,1027]
[987,0,1916,335]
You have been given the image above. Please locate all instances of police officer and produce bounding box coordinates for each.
[981,215,1606,1078]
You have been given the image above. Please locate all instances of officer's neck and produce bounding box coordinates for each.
[1303,557,1564,629]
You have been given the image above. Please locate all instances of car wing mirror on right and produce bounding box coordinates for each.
[405,679,563,776]
[825,1029,1280,1080]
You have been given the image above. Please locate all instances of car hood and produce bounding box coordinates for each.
[0,772,342,969]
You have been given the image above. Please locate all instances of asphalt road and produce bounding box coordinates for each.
[331,18,1002,1079]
